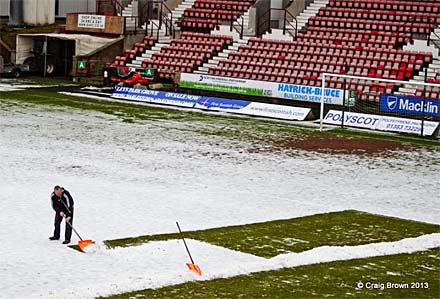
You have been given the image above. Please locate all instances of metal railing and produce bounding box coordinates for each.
[159,2,176,38]
[230,15,245,39]
[427,20,439,48]
[124,16,147,34]
[283,9,298,40]
[144,17,161,40]
[96,0,124,16]
[257,8,298,40]
[257,8,271,37]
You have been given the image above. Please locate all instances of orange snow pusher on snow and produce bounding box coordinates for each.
[65,218,94,251]
[176,222,202,276]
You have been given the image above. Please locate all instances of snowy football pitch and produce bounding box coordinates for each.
[0,87,439,298]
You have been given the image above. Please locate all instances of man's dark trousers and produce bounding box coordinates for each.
[53,208,74,241]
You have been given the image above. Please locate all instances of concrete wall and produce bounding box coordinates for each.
[23,0,55,25]
[73,37,124,84]
[254,0,271,37]
[271,0,289,20]
[279,0,313,29]
[66,13,124,35]
[287,0,314,17]
[57,0,96,17]
[0,0,9,17]
[163,0,180,11]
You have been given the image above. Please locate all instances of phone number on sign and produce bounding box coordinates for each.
[385,123,420,132]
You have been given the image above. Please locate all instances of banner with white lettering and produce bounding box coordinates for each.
[179,73,343,105]
[376,116,439,136]
[111,86,199,107]
[112,87,311,121]
[323,110,380,130]
[380,94,440,117]
[195,97,311,120]
[324,110,439,136]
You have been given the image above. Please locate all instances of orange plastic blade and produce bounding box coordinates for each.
[78,240,94,251]
[186,263,202,276]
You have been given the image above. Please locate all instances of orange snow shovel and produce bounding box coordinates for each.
[176,222,202,276]
[61,200,94,251]
[65,218,94,251]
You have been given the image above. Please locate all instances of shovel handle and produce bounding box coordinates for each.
[176,222,195,265]
[65,217,83,241]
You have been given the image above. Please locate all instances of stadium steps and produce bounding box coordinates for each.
[122,0,137,30]
[430,26,440,55]
[230,8,255,37]
[195,37,250,74]
[140,0,196,33]
[262,29,295,41]
[141,19,173,43]
[289,0,329,33]
[126,43,167,68]
[397,58,440,95]
[171,0,196,28]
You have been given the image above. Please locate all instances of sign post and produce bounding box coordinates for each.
[77,60,87,74]
[144,68,155,78]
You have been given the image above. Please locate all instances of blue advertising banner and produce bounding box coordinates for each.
[380,94,440,117]
[112,86,200,107]
[195,97,251,110]
[111,87,311,121]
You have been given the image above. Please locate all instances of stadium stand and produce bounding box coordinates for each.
[141,33,233,74]
[206,0,439,101]
[181,0,254,31]
[112,0,439,101]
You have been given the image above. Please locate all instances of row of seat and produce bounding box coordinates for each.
[171,39,226,52]
[426,71,440,84]
[306,27,412,40]
[302,30,397,42]
[151,52,205,64]
[238,47,429,66]
[328,0,440,13]
[141,60,194,73]
[180,32,233,46]
[143,58,203,69]
[217,58,418,81]
[319,7,440,24]
[308,16,434,35]
[118,36,157,65]
[183,8,241,20]
[160,46,215,58]
[243,40,432,63]
[180,18,221,30]
[194,0,252,11]
[415,88,440,100]
[113,56,127,66]
[308,17,434,35]
[297,33,397,48]
[227,52,424,72]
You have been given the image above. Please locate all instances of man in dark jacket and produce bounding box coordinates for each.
[49,186,74,244]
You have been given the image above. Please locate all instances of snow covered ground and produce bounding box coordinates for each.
[0,94,439,298]
[0,78,76,92]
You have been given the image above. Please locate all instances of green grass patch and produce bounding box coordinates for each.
[20,76,79,86]
[101,247,440,299]
[104,210,439,258]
